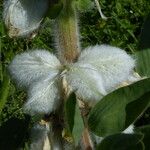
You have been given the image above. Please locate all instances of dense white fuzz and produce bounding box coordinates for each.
[3,0,50,37]
[8,45,136,114]
[78,45,135,93]
[66,63,106,102]
[127,72,142,83]
[30,123,50,150]
[9,49,62,115]
[66,45,135,102]
[8,49,61,88]
[24,75,62,115]
[123,125,134,134]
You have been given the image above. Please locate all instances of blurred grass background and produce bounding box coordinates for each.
[0,0,150,149]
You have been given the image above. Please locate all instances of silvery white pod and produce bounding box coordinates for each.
[66,63,107,102]
[3,0,50,37]
[24,75,62,115]
[8,49,61,88]
[8,49,62,115]
[77,45,135,92]
[66,45,135,102]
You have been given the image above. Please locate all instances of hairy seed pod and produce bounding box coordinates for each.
[66,45,135,102]
[8,49,61,88]
[3,0,50,37]
[9,49,62,115]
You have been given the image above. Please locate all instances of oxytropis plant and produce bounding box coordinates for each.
[3,0,147,149]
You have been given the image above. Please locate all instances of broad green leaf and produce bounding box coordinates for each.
[62,93,76,146]
[65,93,84,145]
[125,93,150,127]
[0,70,10,113]
[135,125,150,150]
[97,133,144,150]
[88,78,150,137]
[139,14,150,50]
[136,49,150,77]
[65,93,76,132]
[72,101,84,145]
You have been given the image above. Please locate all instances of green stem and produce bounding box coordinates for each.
[54,0,80,63]
[47,79,74,150]
[49,0,81,149]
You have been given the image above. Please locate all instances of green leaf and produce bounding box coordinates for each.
[125,93,150,127]
[136,48,150,77]
[139,14,150,50]
[65,93,84,145]
[135,125,150,150]
[65,93,76,132]
[0,70,10,113]
[97,133,144,150]
[88,78,150,137]
[72,101,84,145]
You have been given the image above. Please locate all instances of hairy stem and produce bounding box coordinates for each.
[48,0,81,149]
[78,100,94,150]
[46,78,74,150]
[54,0,80,63]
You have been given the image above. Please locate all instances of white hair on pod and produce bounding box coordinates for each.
[8,49,61,88]
[3,0,50,37]
[8,45,136,114]
[9,49,62,115]
[78,45,135,93]
[66,63,106,102]
[66,44,135,102]
[24,75,62,115]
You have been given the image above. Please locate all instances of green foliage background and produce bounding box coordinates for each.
[0,0,150,149]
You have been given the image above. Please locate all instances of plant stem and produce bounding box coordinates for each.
[54,0,80,63]
[45,79,73,150]
[78,100,94,150]
[48,0,81,149]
